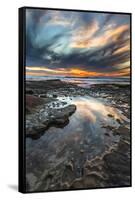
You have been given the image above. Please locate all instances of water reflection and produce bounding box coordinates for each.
[56,96,126,127]
[61,77,130,88]
[26,96,126,158]
[26,96,128,189]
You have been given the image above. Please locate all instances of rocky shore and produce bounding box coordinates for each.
[26,95,76,139]
[25,79,131,192]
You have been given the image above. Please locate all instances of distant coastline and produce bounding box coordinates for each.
[26,76,130,88]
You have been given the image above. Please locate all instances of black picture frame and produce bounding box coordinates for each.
[19,6,132,193]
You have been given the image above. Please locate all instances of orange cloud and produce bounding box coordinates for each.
[71,20,99,48]
[26,65,130,78]
[102,67,130,77]
[69,68,99,77]
[113,43,130,55]
[45,11,76,27]
[71,24,129,49]
[26,71,48,77]
[26,66,99,77]
[26,66,68,75]
[73,20,99,40]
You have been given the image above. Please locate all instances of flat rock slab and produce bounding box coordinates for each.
[26,104,76,138]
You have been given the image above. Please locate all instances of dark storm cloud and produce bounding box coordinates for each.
[54,44,129,73]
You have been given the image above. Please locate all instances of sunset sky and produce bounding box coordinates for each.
[26,8,130,78]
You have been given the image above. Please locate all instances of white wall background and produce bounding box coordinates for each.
[0,0,134,199]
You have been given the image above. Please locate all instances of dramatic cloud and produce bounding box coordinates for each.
[26,8,131,78]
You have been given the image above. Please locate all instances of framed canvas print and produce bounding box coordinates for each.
[19,7,132,193]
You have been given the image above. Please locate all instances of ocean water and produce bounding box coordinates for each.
[26,75,130,88]
[61,77,130,88]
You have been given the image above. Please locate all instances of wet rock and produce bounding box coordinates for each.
[53,117,69,125]
[26,106,31,114]
[53,94,57,98]
[116,126,129,135]
[26,95,45,110]
[116,118,122,124]
[113,126,130,140]
[26,89,34,95]
[103,152,130,186]
[117,138,130,153]
[61,182,70,189]
[70,173,104,189]
[103,152,129,174]
[62,102,67,106]
[39,94,47,98]
[26,104,76,138]
[80,149,85,153]
[108,114,114,118]
[26,173,37,189]
[26,124,47,138]
[102,125,114,130]
[61,162,75,184]
[105,133,110,137]
[52,102,55,107]
[65,161,74,171]
[103,135,131,186]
